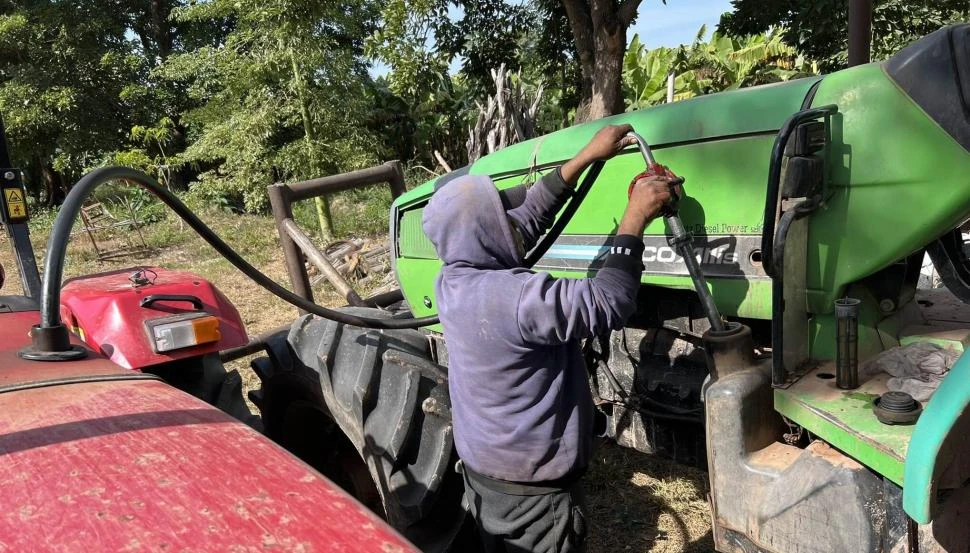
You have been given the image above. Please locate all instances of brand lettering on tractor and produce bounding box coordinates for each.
[643,245,739,265]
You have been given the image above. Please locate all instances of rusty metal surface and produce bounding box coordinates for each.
[282,219,365,306]
[0,308,418,551]
[268,161,405,310]
[774,362,913,485]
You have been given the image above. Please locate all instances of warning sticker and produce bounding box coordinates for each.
[3,187,27,221]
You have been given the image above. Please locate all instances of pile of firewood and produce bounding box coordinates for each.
[466,64,544,164]
[307,238,394,291]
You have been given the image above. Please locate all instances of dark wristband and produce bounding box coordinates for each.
[602,234,645,274]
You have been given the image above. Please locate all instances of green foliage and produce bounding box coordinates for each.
[437,1,532,91]
[365,72,472,169]
[368,0,533,94]
[293,185,392,238]
[0,1,143,199]
[720,0,970,71]
[624,26,818,110]
[366,0,451,99]
[161,0,380,213]
[1,0,921,243]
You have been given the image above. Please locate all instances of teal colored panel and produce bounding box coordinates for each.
[903,350,970,523]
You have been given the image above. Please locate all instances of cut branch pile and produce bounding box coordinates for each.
[467,64,544,163]
[306,238,395,293]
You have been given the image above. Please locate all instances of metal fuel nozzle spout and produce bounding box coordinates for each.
[624,131,724,332]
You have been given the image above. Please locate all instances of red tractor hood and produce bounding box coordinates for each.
[0,310,417,552]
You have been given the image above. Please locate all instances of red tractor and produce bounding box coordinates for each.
[0,121,419,551]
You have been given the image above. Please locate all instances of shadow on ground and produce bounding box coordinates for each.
[584,440,714,553]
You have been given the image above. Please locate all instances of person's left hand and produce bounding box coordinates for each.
[580,124,638,162]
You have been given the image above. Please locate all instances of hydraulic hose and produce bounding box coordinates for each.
[40,167,438,330]
[40,163,606,333]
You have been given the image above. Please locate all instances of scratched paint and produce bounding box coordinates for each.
[0,310,418,552]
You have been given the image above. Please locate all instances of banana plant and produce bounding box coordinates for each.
[623,26,818,111]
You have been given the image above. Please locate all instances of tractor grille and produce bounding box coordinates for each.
[397,208,438,259]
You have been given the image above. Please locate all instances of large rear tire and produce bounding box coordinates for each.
[250,308,470,552]
[147,354,262,431]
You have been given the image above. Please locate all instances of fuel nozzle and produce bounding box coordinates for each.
[625,132,684,214]
[625,131,724,332]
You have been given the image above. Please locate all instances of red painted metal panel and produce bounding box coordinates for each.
[59,268,248,370]
[0,309,418,552]
[0,312,132,386]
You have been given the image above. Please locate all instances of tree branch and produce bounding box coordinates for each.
[561,0,595,71]
[617,0,644,28]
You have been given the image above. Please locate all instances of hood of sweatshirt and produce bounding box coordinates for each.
[422,174,523,269]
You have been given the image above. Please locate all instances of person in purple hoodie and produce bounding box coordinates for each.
[422,124,676,553]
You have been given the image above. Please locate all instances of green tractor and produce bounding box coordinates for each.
[160,23,970,553]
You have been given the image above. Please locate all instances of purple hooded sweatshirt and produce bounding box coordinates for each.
[421,170,645,483]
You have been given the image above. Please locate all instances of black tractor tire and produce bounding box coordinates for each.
[249,308,471,553]
[147,353,263,431]
[928,228,970,303]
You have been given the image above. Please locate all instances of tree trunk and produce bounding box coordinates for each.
[562,0,642,123]
[585,21,626,120]
[40,161,66,207]
[150,0,173,62]
[290,50,334,241]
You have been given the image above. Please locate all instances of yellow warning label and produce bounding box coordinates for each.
[3,187,27,220]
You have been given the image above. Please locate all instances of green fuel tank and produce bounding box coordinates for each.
[391,25,970,330]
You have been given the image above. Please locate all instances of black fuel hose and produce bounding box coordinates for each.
[40,167,438,330]
[41,162,605,331]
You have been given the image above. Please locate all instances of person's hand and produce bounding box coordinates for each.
[618,175,674,236]
[629,174,673,220]
[560,124,637,187]
[579,124,637,162]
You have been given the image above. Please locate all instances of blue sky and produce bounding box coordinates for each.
[370,0,734,77]
[631,0,734,49]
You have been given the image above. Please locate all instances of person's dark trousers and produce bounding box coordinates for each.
[460,462,587,553]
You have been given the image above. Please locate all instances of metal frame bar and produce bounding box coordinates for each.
[762,105,839,388]
[267,161,406,311]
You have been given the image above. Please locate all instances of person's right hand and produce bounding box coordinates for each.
[629,174,674,221]
[618,175,674,236]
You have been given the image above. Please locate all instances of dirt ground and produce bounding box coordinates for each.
[0,212,714,553]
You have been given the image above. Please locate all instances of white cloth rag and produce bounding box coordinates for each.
[861,342,959,402]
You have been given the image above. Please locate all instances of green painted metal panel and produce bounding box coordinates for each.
[393,76,822,208]
[774,365,914,485]
[899,329,970,352]
[544,135,774,237]
[398,209,437,259]
[808,284,901,361]
[806,65,970,315]
[903,350,970,523]
[396,65,970,325]
[393,135,779,319]
[394,256,442,318]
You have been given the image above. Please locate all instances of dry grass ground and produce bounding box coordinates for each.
[0,209,714,553]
